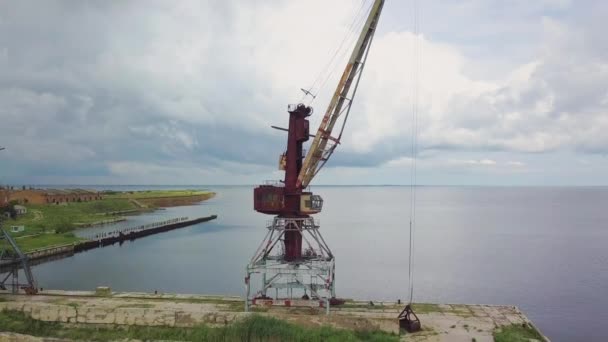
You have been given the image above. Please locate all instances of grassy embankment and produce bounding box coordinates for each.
[3,199,136,252]
[104,189,215,207]
[0,310,397,342]
[104,190,212,199]
[3,190,214,252]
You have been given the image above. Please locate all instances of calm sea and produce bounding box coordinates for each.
[23,185,608,341]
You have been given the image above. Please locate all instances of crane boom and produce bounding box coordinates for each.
[297,0,385,189]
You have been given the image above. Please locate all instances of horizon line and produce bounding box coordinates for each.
[3,184,608,188]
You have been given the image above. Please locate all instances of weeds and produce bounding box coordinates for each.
[494,323,544,342]
[0,310,398,342]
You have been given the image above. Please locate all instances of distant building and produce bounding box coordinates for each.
[11,225,25,233]
[13,205,27,215]
[10,189,102,205]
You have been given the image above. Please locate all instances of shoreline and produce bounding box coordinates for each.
[3,190,216,253]
[0,215,218,273]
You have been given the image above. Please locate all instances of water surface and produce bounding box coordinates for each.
[27,186,608,341]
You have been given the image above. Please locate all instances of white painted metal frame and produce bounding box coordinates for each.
[245,217,335,314]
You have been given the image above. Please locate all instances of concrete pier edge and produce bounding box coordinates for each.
[0,289,549,341]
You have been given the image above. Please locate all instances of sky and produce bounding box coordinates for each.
[0,0,607,186]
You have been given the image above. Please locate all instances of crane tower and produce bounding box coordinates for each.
[246,0,385,312]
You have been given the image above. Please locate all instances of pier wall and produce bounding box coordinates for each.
[26,244,74,261]
[74,215,217,253]
[0,299,243,327]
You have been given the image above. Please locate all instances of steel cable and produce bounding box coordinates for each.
[300,0,373,105]
[408,0,421,306]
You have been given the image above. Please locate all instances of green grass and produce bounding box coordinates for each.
[13,233,84,252]
[494,323,544,342]
[407,303,474,317]
[66,302,80,309]
[0,191,213,252]
[104,190,212,199]
[411,303,442,314]
[6,199,136,236]
[117,296,245,312]
[0,198,135,251]
[0,310,398,342]
[340,302,391,311]
[0,232,84,253]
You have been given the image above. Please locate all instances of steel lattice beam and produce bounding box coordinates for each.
[246,217,335,313]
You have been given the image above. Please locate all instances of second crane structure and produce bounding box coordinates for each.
[246,0,385,312]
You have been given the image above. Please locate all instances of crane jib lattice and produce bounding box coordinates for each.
[296,0,385,189]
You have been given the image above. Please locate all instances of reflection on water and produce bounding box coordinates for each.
[24,186,608,341]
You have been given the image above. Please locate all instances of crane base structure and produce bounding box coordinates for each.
[0,228,37,294]
[245,217,335,313]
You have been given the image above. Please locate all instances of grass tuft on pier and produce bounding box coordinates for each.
[0,310,398,341]
[493,323,544,342]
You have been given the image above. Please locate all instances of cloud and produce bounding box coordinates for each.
[345,14,608,159]
[0,0,607,185]
[459,159,497,166]
[506,161,525,167]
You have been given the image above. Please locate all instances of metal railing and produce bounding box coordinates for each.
[263,180,284,187]
[266,217,320,230]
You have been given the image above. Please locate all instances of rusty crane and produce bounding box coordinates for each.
[245,0,385,313]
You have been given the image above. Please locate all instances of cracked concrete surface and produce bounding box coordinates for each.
[0,290,545,341]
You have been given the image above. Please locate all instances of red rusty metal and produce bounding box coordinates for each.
[253,185,284,214]
[254,103,312,261]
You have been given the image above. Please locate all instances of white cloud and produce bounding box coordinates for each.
[506,161,525,167]
[448,159,497,167]
[1,0,607,185]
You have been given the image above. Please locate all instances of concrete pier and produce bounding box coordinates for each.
[74,215,217,252]
[0,290,548,341]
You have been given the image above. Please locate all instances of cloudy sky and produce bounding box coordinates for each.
[0,0,607,186]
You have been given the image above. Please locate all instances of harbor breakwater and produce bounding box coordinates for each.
[0,215,217,272]
[75,215,217,252]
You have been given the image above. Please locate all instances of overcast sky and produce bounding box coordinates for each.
[1,0,607,186]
